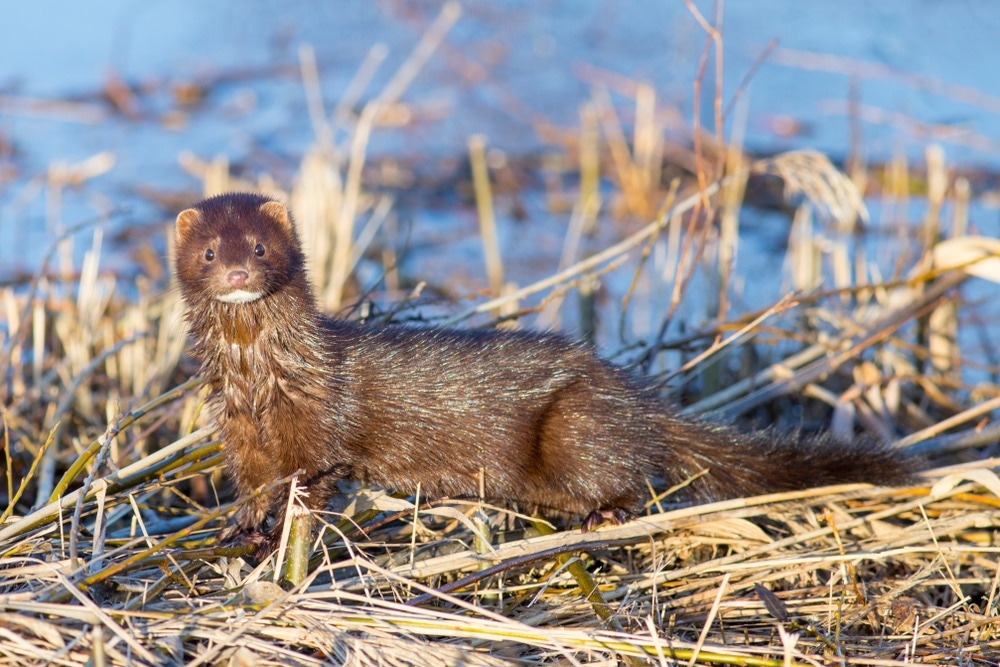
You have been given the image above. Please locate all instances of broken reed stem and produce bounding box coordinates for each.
[2,416,11,514]
[618,179,680,345]
[283,506,313,588]
[69,409,120,569]
[469,134,504,302]
[716,144,748,323]
[592,86,650,218]
[897,393,1000,450]
[327,101,374,310]
[953,176,970,237]
[538,103,601,331]
[298,43,334,154]
[372,2,461,111]
[579,103,601,224]
[0,421,58,524]
[332,43,388,127]
[923,145,946,249]
[632,84,660,194]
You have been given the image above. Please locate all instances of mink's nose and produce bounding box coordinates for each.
[227,270,249,288]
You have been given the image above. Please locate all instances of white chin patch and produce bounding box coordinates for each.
[216,290,265,304]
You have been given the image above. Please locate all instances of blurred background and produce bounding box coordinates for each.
[1,0,998,369]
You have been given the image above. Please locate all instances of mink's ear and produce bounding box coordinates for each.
[176,208,202,245]
[259,201,292,233]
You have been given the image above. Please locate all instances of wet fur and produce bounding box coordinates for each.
[174,193,918,551]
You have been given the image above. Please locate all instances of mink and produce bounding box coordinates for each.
[174,192,918,551]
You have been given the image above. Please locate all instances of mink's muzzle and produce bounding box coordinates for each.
[227,270,249,289]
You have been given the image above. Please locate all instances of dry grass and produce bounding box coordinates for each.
[3,6,1000,666]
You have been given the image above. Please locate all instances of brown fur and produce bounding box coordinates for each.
[174,193,918,550]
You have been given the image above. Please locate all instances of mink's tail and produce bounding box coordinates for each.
[656,412,921,502]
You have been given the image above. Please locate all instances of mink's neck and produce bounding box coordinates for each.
[186,278,330,379]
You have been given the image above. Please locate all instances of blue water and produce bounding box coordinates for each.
[1,0,997,333]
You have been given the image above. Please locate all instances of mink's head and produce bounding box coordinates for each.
[174,193,308,307]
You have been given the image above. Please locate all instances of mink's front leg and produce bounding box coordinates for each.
[218,490,277,554]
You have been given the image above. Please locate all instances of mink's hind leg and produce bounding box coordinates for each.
[530,382,652,530]
[529,387,641,491]
[581,507,634,532]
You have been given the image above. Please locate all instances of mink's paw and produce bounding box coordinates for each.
[581,507,634,532]
[219,524,276,557]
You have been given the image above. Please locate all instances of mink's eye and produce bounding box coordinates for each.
[254,243,266,257]
[204,248,215,261]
